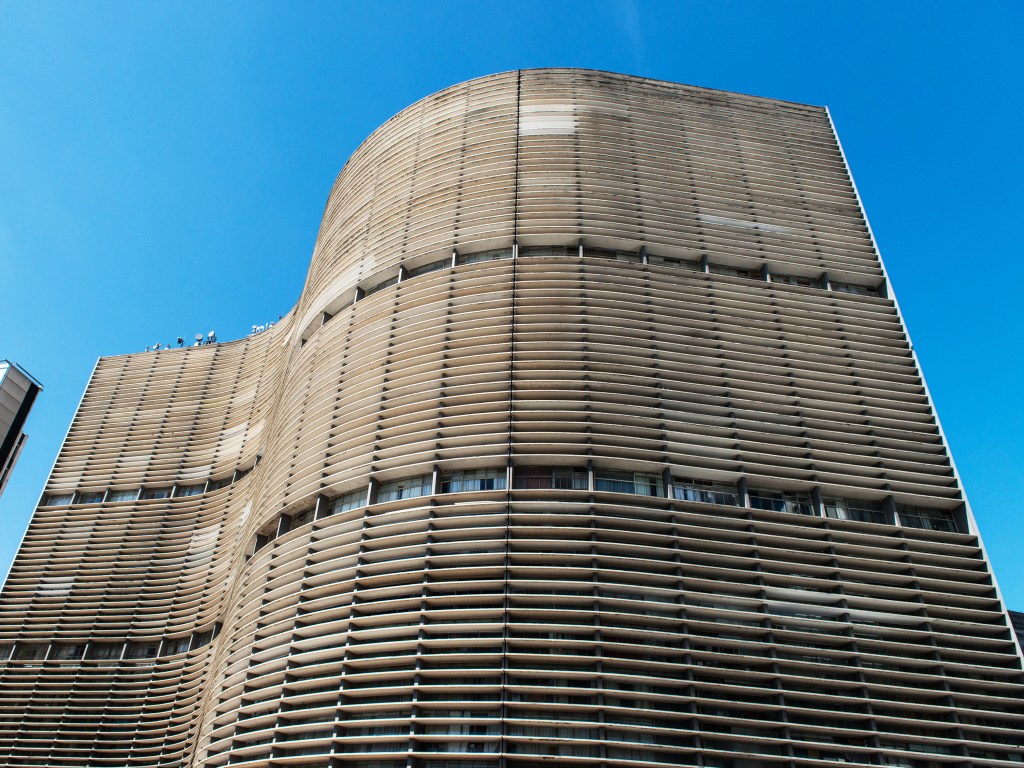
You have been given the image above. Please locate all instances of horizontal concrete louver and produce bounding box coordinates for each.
[0,325,287,768]
[0,69,1021,768]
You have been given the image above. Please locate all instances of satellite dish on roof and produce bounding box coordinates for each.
[195,334,203,341]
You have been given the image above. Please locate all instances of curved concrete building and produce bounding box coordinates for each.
[1,69,1022,768]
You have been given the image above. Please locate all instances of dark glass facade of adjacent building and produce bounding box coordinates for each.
[0,360,41,498]
[1011,611,1024,652]
[1,70,1022,768]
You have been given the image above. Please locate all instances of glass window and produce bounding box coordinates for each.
[290,507,316,528]
[163,638,191,655]
[140,487,171,500]
[376,475,433,503]
[749,488,814,515]
[87,643,123,660]
[125,642,160,659]
[45,493,74,506]
[364,274,400,296]
[513,468,588,490]
[193,629,215,648]
[674,479,739,506]
[709,263,762,280]
[331,488,368,515]
[73,491,104,504]
[647,254,700,270]
[207,476,232,492]
[594,470,663,497]
[832,282,878,297]
[175,484,204,497]
[440,468,507,493]
[587,247,642,263]
[898,505,959,533]
[52,644,86,660]
[13,643,48,660]
[252,519,277,553]
[408,258,450,278]
[458,248,512,265]
[770,273,819,288]
[106,489,138,503]
[823,497,889,524]
[519,245,574,259]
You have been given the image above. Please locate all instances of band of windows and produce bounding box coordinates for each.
[250,463,964,557]
[44,453,963,556]
[298,241,886,347]
[42,463,256,508]
[0,624,220,665]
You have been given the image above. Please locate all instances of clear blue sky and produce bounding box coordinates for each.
[1,2,1021,607]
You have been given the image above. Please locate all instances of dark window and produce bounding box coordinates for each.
[364,274,400,296]
[587,247,642,263]
[674,479,739,506]
[823,497,889,524]
[125,642,160,659]
[52,644,86,660]
[899,505,959,533]
[163,638,191,655]
[440,469,507,493]
[330,488,368,515]
[749,487,814,515]
[290,507,316,528]
[709,263,763,280]
[832,281,878,297]
[106,489,138,502]
[647,254,700,270]
[770,273,819,288]
[87,643,123,660]
[408,258,450,278]
[458,248,512,265]
[519,245,575,259]
[376,475,432,503]
[595,470,663,497]
[13,643,48,660]
[514,468,588,490]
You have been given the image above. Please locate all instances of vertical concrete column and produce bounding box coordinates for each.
[737,477,750,508]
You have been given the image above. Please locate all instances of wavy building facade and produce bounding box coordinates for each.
[1,69,1022,768]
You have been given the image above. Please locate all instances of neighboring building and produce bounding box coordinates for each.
[1012,611,1024,649]
[0,360,41,498]
[1,70,1022,767]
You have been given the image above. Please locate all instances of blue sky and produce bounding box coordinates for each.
[1,2,1022,606]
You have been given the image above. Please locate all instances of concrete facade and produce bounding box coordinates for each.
[0,70,1021,768]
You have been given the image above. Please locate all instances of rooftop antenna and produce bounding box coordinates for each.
[194,333,203,347]
[208,330,217,344]
[177,337,184,347]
